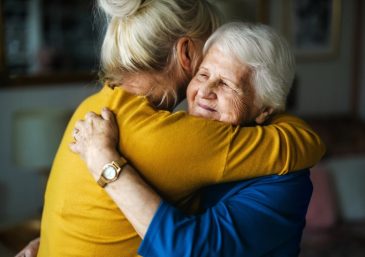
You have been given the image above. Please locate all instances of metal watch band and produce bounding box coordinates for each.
[97,157,128,188]
[97,176,108,187]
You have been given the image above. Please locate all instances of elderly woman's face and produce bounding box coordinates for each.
[187,45,260,125]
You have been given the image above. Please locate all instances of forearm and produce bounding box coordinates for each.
[71,106,162,238]
[87,149,161,238]
[118,101,325,183]
[114,89,324,182]
[224,114,326,180]
[106,164,161,238]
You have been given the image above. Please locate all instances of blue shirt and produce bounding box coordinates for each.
[139,169,312,257]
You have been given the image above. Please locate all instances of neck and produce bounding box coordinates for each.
[118,72,180,111]
[119,72,156,96]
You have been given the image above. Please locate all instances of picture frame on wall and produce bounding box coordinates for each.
[210,0,269,24]
[0,0,101,87]
[283,0,342,61]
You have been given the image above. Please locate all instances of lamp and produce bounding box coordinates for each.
[13,109,72,173]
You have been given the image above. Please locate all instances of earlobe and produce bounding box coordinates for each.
[255,107,274,124]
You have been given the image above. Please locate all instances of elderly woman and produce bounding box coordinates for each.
[24,1,324,256]
[68,22,318,256]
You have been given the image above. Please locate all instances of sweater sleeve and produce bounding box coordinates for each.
[110,86,325,186]
[222,113,326,181]
[138,171,313,257]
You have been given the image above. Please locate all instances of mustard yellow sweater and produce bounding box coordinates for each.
[38,85,325,257]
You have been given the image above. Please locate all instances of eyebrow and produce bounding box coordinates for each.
[219,74,245,92]
[199,63,244,91]
[198,66,209,73]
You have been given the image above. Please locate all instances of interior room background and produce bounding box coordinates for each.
[0,0,364,256]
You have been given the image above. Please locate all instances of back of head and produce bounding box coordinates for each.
[203,22,296,112]
[98,0,220,85]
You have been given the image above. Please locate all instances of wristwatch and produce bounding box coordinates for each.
[97,157,128,187]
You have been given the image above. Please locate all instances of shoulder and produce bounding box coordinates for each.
[232,169,312,215]
[204,169,312,215]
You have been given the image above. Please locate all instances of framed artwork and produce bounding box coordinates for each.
[210,0,269,24]
[0,0,102,87]
[283,0,342,61]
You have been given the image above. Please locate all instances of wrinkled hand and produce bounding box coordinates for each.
[15,237,40,257]
[69,108,120,179]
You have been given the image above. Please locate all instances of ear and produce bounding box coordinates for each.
[176,37,195,75]
[255,107,274,124]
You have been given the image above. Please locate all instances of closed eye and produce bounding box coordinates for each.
[197,73,208,81]
[220,81,242,94]
[220,80,231,88]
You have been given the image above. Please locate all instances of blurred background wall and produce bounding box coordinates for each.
[0,85,98,223]
[0,0,364,255]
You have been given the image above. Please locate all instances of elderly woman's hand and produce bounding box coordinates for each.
[69,108,121,180]
[15,237,40,257]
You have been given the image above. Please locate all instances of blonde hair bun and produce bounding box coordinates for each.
[98,0,147,18]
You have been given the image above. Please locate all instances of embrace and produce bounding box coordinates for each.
[17,0,325,257]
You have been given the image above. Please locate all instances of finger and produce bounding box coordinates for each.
[71,127,81,141]
[101,107,114,121]
[72,128,79,139]
[25,248,37,257]
[85,112,99,123]
[24,249,33,257]
[74,131,81,142]
[69,142,80,153]
[74,120,84,131]
[14,251,24,257]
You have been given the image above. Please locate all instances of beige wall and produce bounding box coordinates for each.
[271,0,358,116]
[0,84,97,225]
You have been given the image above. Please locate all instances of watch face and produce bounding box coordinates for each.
[104,166,117,180]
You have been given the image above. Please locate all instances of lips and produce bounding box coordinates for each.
[198,102,216,112]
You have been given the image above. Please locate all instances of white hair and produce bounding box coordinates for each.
[203,22,296,112]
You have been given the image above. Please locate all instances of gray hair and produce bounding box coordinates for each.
[203,22,296,112]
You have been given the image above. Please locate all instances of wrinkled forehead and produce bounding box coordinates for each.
[207,43,250,67]
[203,45,251,86]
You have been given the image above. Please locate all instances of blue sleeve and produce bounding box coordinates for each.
[138,172,312,257]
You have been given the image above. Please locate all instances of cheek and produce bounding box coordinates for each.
[225,95,251,123]
[186,83,198,107]
[237,96,256,122]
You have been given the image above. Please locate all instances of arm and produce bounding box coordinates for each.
[70,108,311,250]
[15,237,40,257]
[70,108,161,238]
[106,165,161,238]
[138,171,313,257]
[109,86,325,184]
[71,114,312,257]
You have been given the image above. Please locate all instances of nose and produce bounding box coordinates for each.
[198,81,217,99]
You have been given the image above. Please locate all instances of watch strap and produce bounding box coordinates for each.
[97,176,108,187]
[97,157,128,188]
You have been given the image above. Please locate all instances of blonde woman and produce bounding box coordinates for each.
[20,1,324,257]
